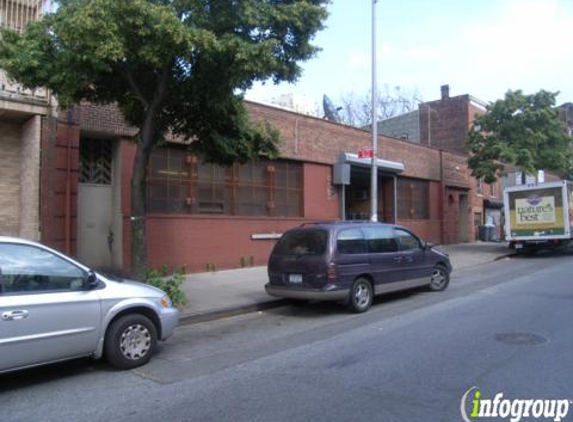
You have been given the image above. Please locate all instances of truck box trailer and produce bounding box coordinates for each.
[504,180,573,253]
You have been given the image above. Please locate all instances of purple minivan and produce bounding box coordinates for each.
[265,221,452,313]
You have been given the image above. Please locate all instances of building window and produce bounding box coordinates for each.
[79,139,112,185]
[397,178,429,219]
[490,182,497,197]
[0,0,43,33]
[477,178,483,195]
[147,148,303,217]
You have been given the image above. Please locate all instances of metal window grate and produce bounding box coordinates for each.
[147,149,303,217]
[79,139,112,185]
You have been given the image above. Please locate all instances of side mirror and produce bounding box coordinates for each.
[424,241,434,250]
[86,270,99,289]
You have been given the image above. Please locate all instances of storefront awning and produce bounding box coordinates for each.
[340,152,404,174]
[484,199,504,209]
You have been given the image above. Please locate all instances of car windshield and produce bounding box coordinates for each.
[274,229,328,256]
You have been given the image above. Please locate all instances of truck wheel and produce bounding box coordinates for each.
[346,278,373,313]
[104,314,157,369]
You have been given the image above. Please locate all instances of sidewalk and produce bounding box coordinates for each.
[179,241,514,324]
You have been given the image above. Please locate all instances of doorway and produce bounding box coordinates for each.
[344,167,394,222]
[77,138,122,271]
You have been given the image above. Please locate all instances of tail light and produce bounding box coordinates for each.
[327,262,337,282]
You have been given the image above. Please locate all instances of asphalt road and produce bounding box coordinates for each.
[1,252,572,422]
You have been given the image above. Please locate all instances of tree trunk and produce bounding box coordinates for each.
[129,108,159,280]
[130,142,152,280]
[128,63,171,280]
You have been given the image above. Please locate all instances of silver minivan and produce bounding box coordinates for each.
[0,237,179,373]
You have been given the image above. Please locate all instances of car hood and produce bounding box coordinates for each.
[98,274,167,298]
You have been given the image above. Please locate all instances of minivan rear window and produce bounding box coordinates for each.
[273,229,328,256]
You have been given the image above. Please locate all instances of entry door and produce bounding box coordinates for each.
[77,139,113,270]
[458,194,469,242]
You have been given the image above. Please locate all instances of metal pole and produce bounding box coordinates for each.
[341,185,346,221]
[370,0,378,222]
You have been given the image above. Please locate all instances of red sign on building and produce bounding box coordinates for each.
[358,148,373,159]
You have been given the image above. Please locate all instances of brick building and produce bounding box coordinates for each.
[377,85,508,239]
[32,100,501,275]
[0,0,48,242]
[377,84,487,153]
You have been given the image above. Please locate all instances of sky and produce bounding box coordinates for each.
[245,0,573,110]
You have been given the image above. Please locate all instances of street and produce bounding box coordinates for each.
[1,252,572,422]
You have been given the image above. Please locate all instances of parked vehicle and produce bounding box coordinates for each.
[0,237,179,374]
[504,180,573,254]
[265,221,452,313]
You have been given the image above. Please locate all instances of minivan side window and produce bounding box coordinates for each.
[337,229,366,255]
[394,229,421,251]
[0,244,86,294]
[363,226,399,253]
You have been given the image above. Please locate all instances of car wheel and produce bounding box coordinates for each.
[428,266,449,292]
[346,277,373,313]
[104,314,158,370]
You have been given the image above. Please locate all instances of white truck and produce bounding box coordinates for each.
[504,180,573,253]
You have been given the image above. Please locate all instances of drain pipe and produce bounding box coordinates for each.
[393,175,398,223]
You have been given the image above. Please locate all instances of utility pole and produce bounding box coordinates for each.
[370,0,378,222]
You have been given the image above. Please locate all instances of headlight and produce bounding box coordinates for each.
[159,295,173,308]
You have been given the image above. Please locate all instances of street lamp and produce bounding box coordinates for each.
[370,0,379,222]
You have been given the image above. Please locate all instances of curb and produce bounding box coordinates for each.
[178,252,515,326]
[179,298,293,326]
[494,252,517,261]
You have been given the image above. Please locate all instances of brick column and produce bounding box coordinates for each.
[19,115,42,240]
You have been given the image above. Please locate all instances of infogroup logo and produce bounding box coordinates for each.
[460,387,572,422]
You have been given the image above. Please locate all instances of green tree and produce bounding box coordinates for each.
[0,0,329,279]
[467,90,572,184]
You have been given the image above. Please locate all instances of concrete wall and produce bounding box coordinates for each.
[0,121,21,236]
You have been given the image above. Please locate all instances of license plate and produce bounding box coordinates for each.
[515,244,523,249]
[289,274,303,283]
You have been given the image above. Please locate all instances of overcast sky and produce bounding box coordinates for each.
[245,0,573,108]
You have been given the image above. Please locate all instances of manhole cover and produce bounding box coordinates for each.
[495,332,548,346]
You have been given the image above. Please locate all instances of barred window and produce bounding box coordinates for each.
[397,178,429,219]
[79,139,112,185]
[147,148,303,217]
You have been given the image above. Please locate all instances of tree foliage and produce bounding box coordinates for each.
[336,85,422,127]
[467,90,572,183]
[0,0,329,278]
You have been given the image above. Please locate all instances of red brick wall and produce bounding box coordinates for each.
[397,180,442,244]
[418,95,485,155]
[119,143,342,272]
[247,101,447,182]
[56,100,495,273]
[140,161,341,272]
[303,163,340,219]
[71,103,137,138]
[146,216,308,272]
